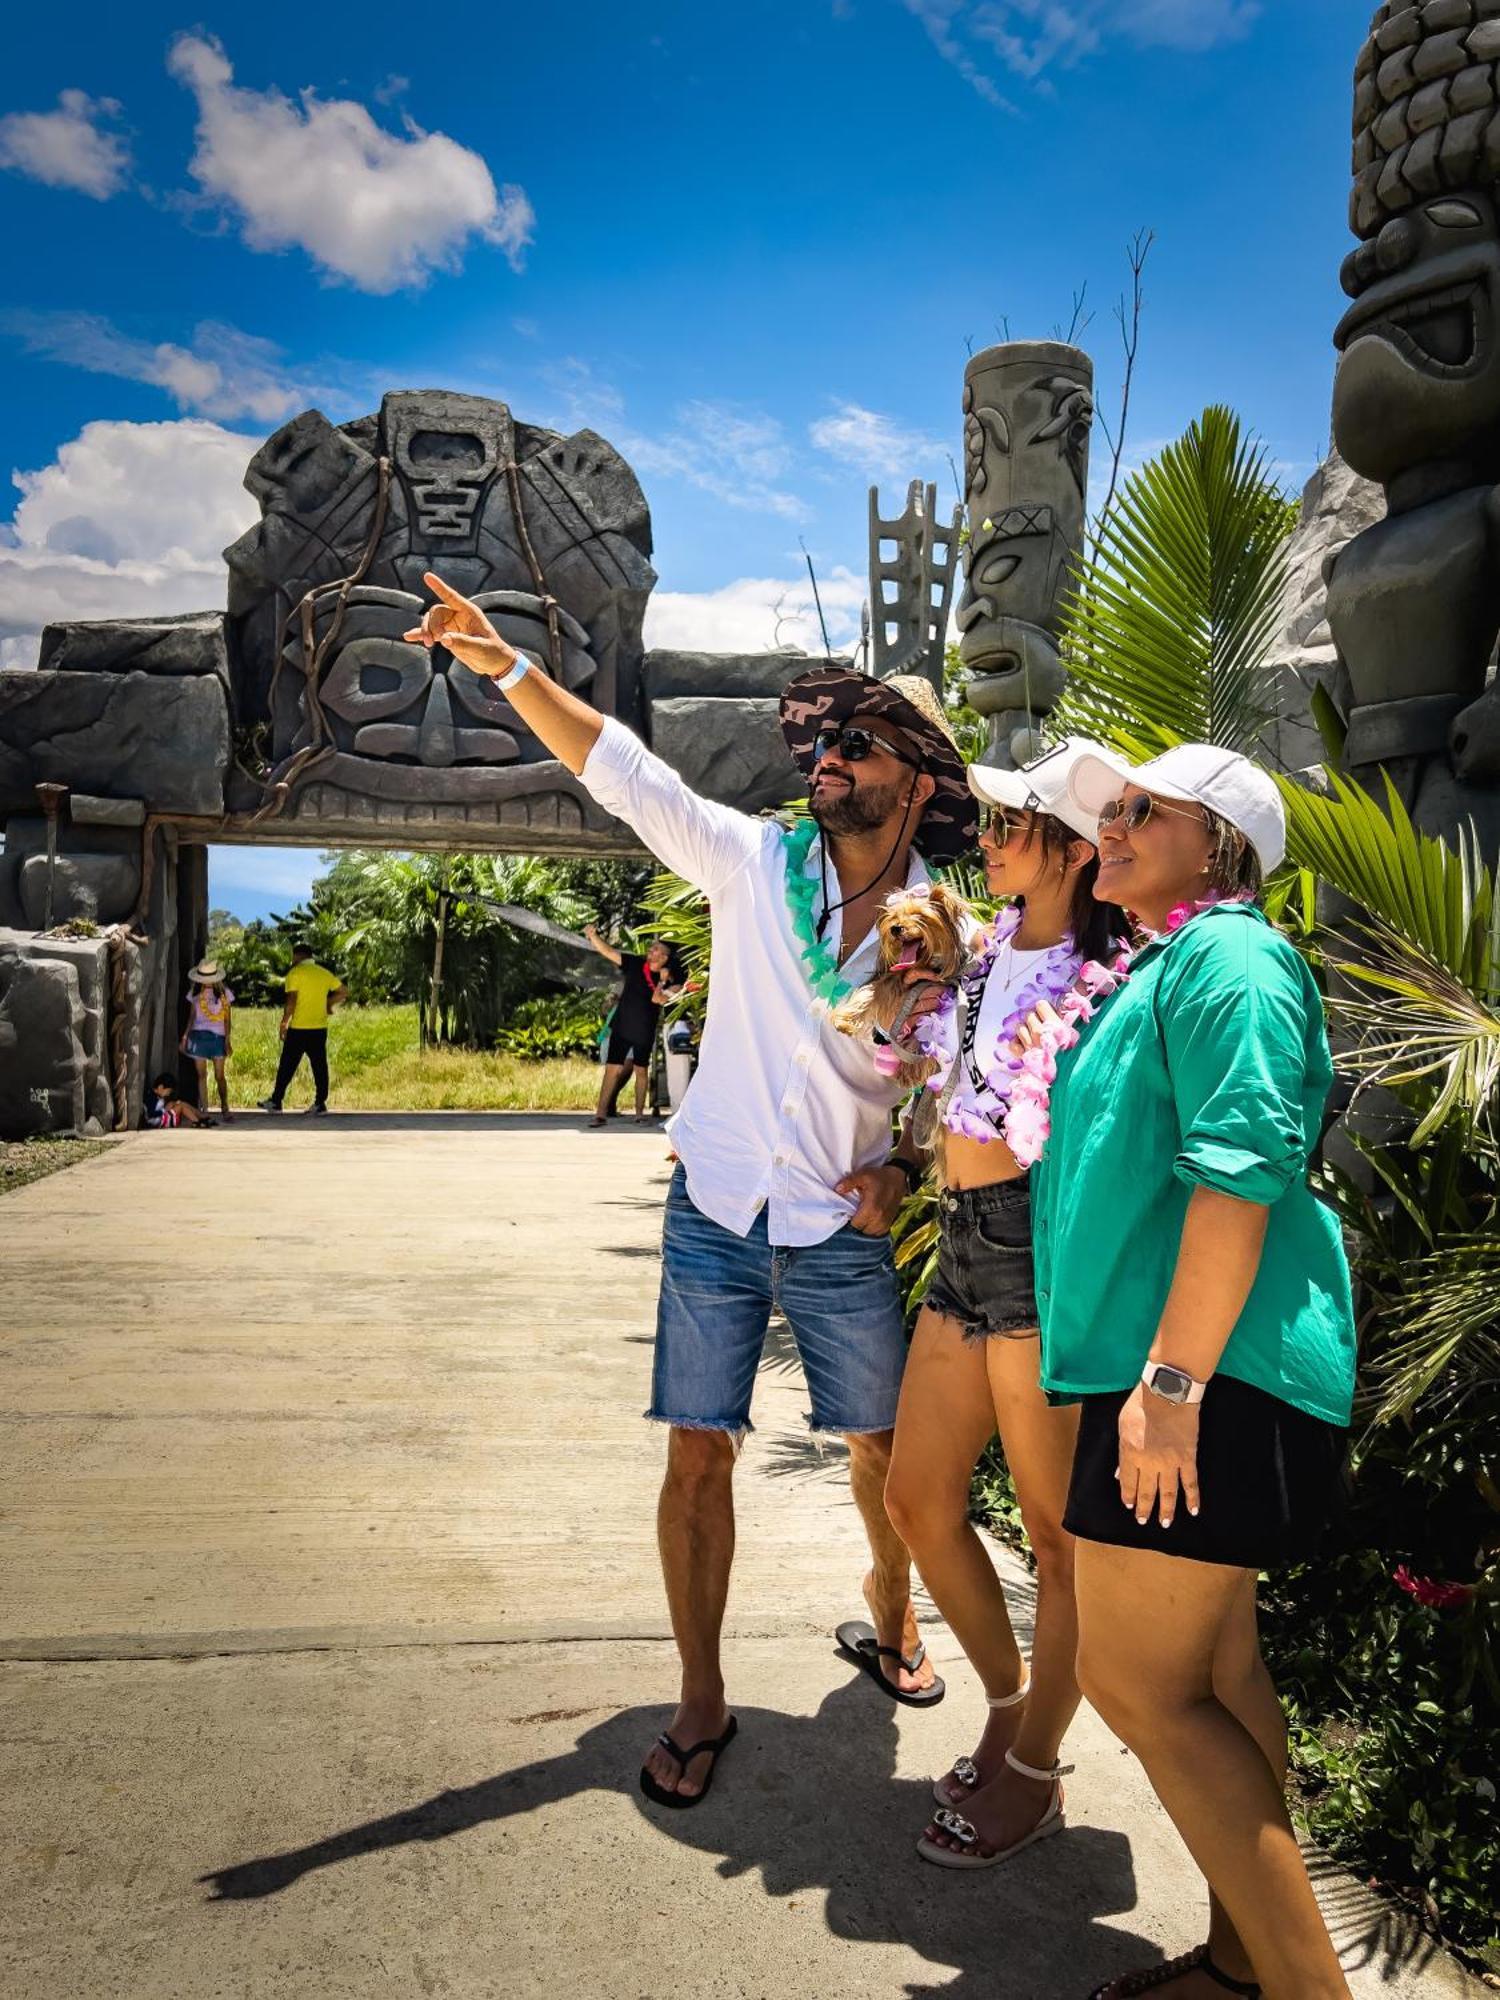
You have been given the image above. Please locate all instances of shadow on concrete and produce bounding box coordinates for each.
[1302,1849,1447,1981]
[198,1674,1156,1996]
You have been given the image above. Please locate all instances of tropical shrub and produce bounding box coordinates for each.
[495,991,610,1060]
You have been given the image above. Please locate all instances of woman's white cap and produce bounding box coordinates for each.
[1067,742,1287,875]
[967,737,1108,844]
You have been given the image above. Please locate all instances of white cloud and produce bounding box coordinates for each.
[1,311,348,425]
[547,362,808,520]
[0,88,131,198]
[0,418,260,666]
[645,566,865,654]
[904,0,1258,97]
[166,34,535,293]
[809,400,948,481]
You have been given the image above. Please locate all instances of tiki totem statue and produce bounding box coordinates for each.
[866,480,962,691]
[957,342,1093,768]
[1331,0,1500,856]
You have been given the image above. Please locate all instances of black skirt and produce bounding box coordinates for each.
[1062,1372,1349,1571]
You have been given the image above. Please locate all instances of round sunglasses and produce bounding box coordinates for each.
[1098,793,1207,833]
[812,723,923,770]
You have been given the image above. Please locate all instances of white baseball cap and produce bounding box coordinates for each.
[1067,742,1287,876]
[967,736,1109,844]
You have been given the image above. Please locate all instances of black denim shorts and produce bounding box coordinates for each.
[925,1178,1039,1341]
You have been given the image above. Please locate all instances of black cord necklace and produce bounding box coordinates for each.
[814,775,921,949]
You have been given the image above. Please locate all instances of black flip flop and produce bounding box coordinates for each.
[638,1714,738,1809]
[834,1619,946,1707]
[1088,1945,1260,1997]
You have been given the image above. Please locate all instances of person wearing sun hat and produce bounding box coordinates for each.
[400,573,979,1810]
[1019,739,1357,1999]
[180,958,235,1122]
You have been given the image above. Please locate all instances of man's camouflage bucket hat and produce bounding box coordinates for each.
[778,664,980,862]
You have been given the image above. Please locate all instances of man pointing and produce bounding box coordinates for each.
[405,574,978,1805]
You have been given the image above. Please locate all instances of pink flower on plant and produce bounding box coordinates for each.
[1393,1565,1474,1611]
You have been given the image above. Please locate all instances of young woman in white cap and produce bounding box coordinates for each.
[1026,745,1357,1999]
[181,960,235,1123]
[882,739,1133,1871]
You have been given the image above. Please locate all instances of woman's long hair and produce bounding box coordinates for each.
[1022,815,1131,963]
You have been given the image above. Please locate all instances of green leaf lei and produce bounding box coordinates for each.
[781,818,854,1008]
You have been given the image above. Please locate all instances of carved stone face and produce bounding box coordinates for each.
[1334,191,1500,484]
[275,586,598,800]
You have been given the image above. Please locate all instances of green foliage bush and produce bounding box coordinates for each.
[495,992,609,1060]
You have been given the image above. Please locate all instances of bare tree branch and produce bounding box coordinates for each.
[1092,227,1155,545]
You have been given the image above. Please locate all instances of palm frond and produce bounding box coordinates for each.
[1281,768,1495,984]
[1055,406,1295,759]
[1359,1233,1500,1427]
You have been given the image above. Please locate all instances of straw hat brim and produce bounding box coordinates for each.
[777,666,979,861]
[188,962,224,983]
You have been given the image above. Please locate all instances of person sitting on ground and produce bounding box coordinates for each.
[181,959,235,1123]
[583,925,674,1126]
[404,571,980,1811]
[146,1072,210,1128]
[257,944,347,1117]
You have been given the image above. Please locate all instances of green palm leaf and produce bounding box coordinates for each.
[1056,406,1297,759]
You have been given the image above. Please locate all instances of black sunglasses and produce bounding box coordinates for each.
[1098,794,1206,834]
[812,723,923,770]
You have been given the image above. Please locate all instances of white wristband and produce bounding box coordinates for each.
[489,653,531,694]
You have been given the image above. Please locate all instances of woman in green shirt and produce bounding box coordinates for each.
[1028,744,1356,2000]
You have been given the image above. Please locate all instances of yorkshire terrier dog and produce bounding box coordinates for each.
[833,881,970,1091]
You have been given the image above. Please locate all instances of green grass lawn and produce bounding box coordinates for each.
[224,1004,600,1111]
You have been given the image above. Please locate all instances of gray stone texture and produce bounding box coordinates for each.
[642,648,830,701]
[38,610,230,685]
[957,341,1093,767]
[0,671,229,818]
[1333,3,1500,858]
[648,697,800,814]
[0,818,142,931]
[16,933,113,1133]
[0,943,86,1136]
[1264,451,1387,773]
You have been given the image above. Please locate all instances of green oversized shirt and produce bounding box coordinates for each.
[1032,902,1357,1427]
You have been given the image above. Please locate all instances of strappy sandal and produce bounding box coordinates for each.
[638,1714,738,1810]
[916,1746,1070,1869]
[932,1675,1030,1806]
[1088,1943,1261,1996]
[834,1620,946,1707]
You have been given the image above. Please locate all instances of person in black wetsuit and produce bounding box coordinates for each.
[585,926,676,1126]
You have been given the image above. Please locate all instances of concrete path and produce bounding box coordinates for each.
[0,1119,1479,1999]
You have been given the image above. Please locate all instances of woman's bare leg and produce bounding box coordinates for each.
[1076,1541,1349,2000]
[213,1056,231,1116]
[593,1062,626,1123]
[921,1331,1082,1853]
[885,1307,1028,1790]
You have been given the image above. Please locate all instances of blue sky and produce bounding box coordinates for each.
[1,0,1362,918]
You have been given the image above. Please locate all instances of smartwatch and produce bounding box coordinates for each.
[885,1155,923,1194]
[1140,1361,1207,1407]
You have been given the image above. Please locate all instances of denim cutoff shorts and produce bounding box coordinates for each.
[650,1164,908,1436]
[184,1029,227,1061]
[925,1178,1039,1341]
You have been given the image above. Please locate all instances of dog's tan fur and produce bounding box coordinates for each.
[833,882,970,1091]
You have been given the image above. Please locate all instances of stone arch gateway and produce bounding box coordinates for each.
[0,391,840,1138]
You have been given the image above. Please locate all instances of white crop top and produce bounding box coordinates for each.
[943,936,1055,1132]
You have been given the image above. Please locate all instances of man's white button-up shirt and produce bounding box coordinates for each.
[582,718,928,1247]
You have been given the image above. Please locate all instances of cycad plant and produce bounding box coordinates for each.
[1055,404,1299,759]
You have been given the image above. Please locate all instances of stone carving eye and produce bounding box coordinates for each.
[1426,200,1483,230]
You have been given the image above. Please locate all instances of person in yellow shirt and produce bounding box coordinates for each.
[257,944,347,1116]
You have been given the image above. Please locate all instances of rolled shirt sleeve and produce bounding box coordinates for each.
[580,717,767,898]
[1159,924,1312,1206]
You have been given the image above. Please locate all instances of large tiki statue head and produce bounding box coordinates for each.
[1335,1,1500,489]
